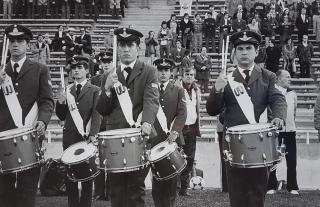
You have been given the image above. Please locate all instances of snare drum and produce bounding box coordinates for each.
[61,141,100,182]
[225,123,282,168]
[97,128,148,173]
[0,127,44,174]
[149,141,187,181]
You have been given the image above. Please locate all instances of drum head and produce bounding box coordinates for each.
[149,141,176,162]
[61,141,96,164]
[98,128,141,139]
[227,123,274,134]
[0,127,34,139]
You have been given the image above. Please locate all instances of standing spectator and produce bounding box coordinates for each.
[296,7,310,43]
[43,33,53,50]
[219,13,232,53]
[266,39,282,74]
[74,0,84,19]
[120,0,125,17]
[181,50,193,69]
[297,0,310,16]
[266,0,282,14]
[193,13,203,53]
[208,5,218,20]
[283,37,296,77]
[267,69,299,195]
[63,28,77,62]
[253,2,266,18]
[157,21,172,58]
[180,13,194,51]
[75,27,92,55]
[3,0,13,19]
[110,0,120,17]
[254,36,269,68]
[14,0,26,18]
[167,14,179,50]
[232,12,247,33]
[145,30,158,65]
[232,4,247,22]
[179,0,192,16]
[49,0,59,18]
[104,28,114,51]
[279,13,293,46]
[312,0,320,51]
[37,0,48,18]
[170,40,186,79]
[87,0,99,20]
[261,12,278,39]
[216,5,227,25]
[61,0,70,19]
[203,12,216,53]
[226,0,243,18]
[30,34,51,65]
[52,25,66,51]
[194,47,211,93]
[296,35,313,78]
[27,0,35,19]
[247,17,261,34]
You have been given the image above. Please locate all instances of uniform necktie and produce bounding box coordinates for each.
[13,63,19,80]
[124,67,132,83]
[243,69,250,84]
[76,84,82,97]
[160,83,164,94]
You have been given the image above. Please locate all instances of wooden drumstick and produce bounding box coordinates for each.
[60,66,65,92]
[221,38,225,74]
[224,35,229,76]
[112,35,117,75]
[1,36,9,67]
[1,35,6,65]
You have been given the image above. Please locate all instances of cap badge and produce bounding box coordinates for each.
[160,59,169,66]
[10,25,24,36]
[239,32,252,41]
[119,28,132,38]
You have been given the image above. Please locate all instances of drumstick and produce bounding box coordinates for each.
[112,35,117,75]
[224,36,229,76]
[1,35,6,65]
[221,38,225,74]
[1,36,9,67]
[60,66,65,92]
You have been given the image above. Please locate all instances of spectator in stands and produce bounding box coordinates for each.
[296,7,310,43]
[261,12,278,39]
[14,0,25,18]
[120,0,125,17]
[27,0,35,19]
[253,2,266,19]
[193,13,203,53]
[110,0,120,17]
[37,0,48,18]
[63,27,77,61]
[74,0,84,19]
[232,4,247,22]
[81,47,96,78]
[52,25,66,51]
[194,47,211,93]
[179,0,192,16]
[254,36,269,68]
[296,35,314,78]
[219,13,232,53]
[266,39,281,73]
[279,11,294,46]
[75,27,92,55]
[157,21,172,58]
[283,37,296,77]
[167,14,179,50]
[297,0,311,16]
[3,0,13,19]
[181,49,193,69]
[203,12,216,53]
[180,13,194,51]
[267,69,299,195]
[232,12,247,33]
[145,30,158,65]
[226,0,243,19]
[43,33,53,50]
[247,17,261,34]
[30,34,51,65]
[171,39,186,79]
[266,0,282,15]
[216,5,227,25]
[61,0,70,19]
[87,0,99,20]
[49,0,59,18]
[208,5,218,20]
[312,0,320,51]
[104,28,114,51]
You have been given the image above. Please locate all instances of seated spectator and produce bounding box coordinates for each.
[282,37,296,77]
[52,25,66,52]
[104,29,114,51]
[75,27,92,55]
[266,39,281,73]
[43,33,53,50]
[30,34,51,65]
[247,17,261,34]
[279,11,293,46]
[157,21,172,58]
[179,0,192,16]
[170,39,186,78]
[167,14,179,50]
[266,0,282,15]
[295,7,310,43]
[219,13,232,53]
[145,30,158,65]
[194,47,211,93]
[232,4,248,22]
[296,35,313,78]
[261,12,278,39]
[226,0,244,19]
[232,12,247,33]
[181,49,192,70]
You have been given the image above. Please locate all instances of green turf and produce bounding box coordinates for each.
[36,189,320,207]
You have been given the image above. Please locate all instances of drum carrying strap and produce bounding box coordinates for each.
[227,73,256,124]
[157,105,174,135]
[66,85,91,137]
[1,77,38,127]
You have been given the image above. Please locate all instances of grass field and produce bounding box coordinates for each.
[36,189,320,207]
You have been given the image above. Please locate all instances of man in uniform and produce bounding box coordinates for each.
[0,24,54,207]
[206,30,287,207]
[151,58,187,207]
[55,56,102,207]
[96,27,159,207]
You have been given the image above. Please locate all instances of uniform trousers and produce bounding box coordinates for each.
[180,124,197,192]
[218,132,228,192]
[66,178,93,207]
[268,132,299,191]
[0,166,40,207]
[152,176,178,207]
[299,60,311,78]
[109,167,150,207]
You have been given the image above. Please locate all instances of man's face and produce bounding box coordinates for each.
[72,64,87,80]
[303,35,308,42]
[221,7,225,13]
[237,13,242,20]
[176,41,181,48]
[38,36,43,42]
[182,69,195,84]
[162,23,167,29]
[158,68,171,83]
[301,9,306,15]
[118,41,139,65]
[278,70,291,89]
[201,47,207,55]
[9,38,28,59]
[234,44,258,67]
[100,61,113,72]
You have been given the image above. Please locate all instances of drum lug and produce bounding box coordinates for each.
[22,135,28,141]
[95,157,100,166]
[140,155,145,164]
[0,161,3,173]
[259,132,263,141]
[262,153,267,161]
[223,150,233,162]
[277,144,286,156]
[18,158,22,164]
[121,138,125,147]
[241,154,245,162]
[89,168,93,173]
[123,158,127,165]
[103,159,108,169]
[167,156,171,160]
[267,132,273,137]
[171,164,176,170]
[101,140,106,147]
[156,171,160,177]
[225,135,230,143]
[13,138,17,145]
[238,135,242,143]
[130,137,136,143]
[35,152,40,158]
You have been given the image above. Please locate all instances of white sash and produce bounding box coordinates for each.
[66,85,91,137]
[1,76,38,127]
[156,105,175,135]
[227,73,256,124]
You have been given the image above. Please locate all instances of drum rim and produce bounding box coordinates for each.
[97,128,141,137]
[61,141,97,164]
[0,127,35,140]
[149,141,177,162]
[0,160,43,174]
[228,158,282,168]
[227,123,277,134]
[98,132,141,139]
[100,163,148,173]
[67,170,100,182]
[153,159,187,181]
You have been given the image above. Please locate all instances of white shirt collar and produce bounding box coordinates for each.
[75,79,87,88]
[159,80,169,91]
[11,56,27,73]
[275,84,287,95]
[237,64,255,79]
[120,60,137,72]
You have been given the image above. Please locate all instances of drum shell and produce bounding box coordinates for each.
[98,132,148,172]
[226,125,281,168]
[151,146,187,181]
[0,128,43,174]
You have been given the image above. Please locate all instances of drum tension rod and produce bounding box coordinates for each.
[259,132,263,141]
[0,161,3,173]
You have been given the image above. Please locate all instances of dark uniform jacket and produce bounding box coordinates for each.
[151,81,187,147]
[194,54,211,80]
[55,82,102,149]
[206,65,287,128]
[75,33,92,54]
[295,14,310,36]
[203,17,216,37]
[96,60,159,134]
[0,58,54,132]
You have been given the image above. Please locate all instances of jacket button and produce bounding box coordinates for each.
[15,83,18,86]
[162,105,164,108]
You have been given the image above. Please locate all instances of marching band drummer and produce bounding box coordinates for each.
[206,30,287,207]
[55,56,102,207]
[151,58,187,207]
[0,24,54,207]
[96,27,159,207]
